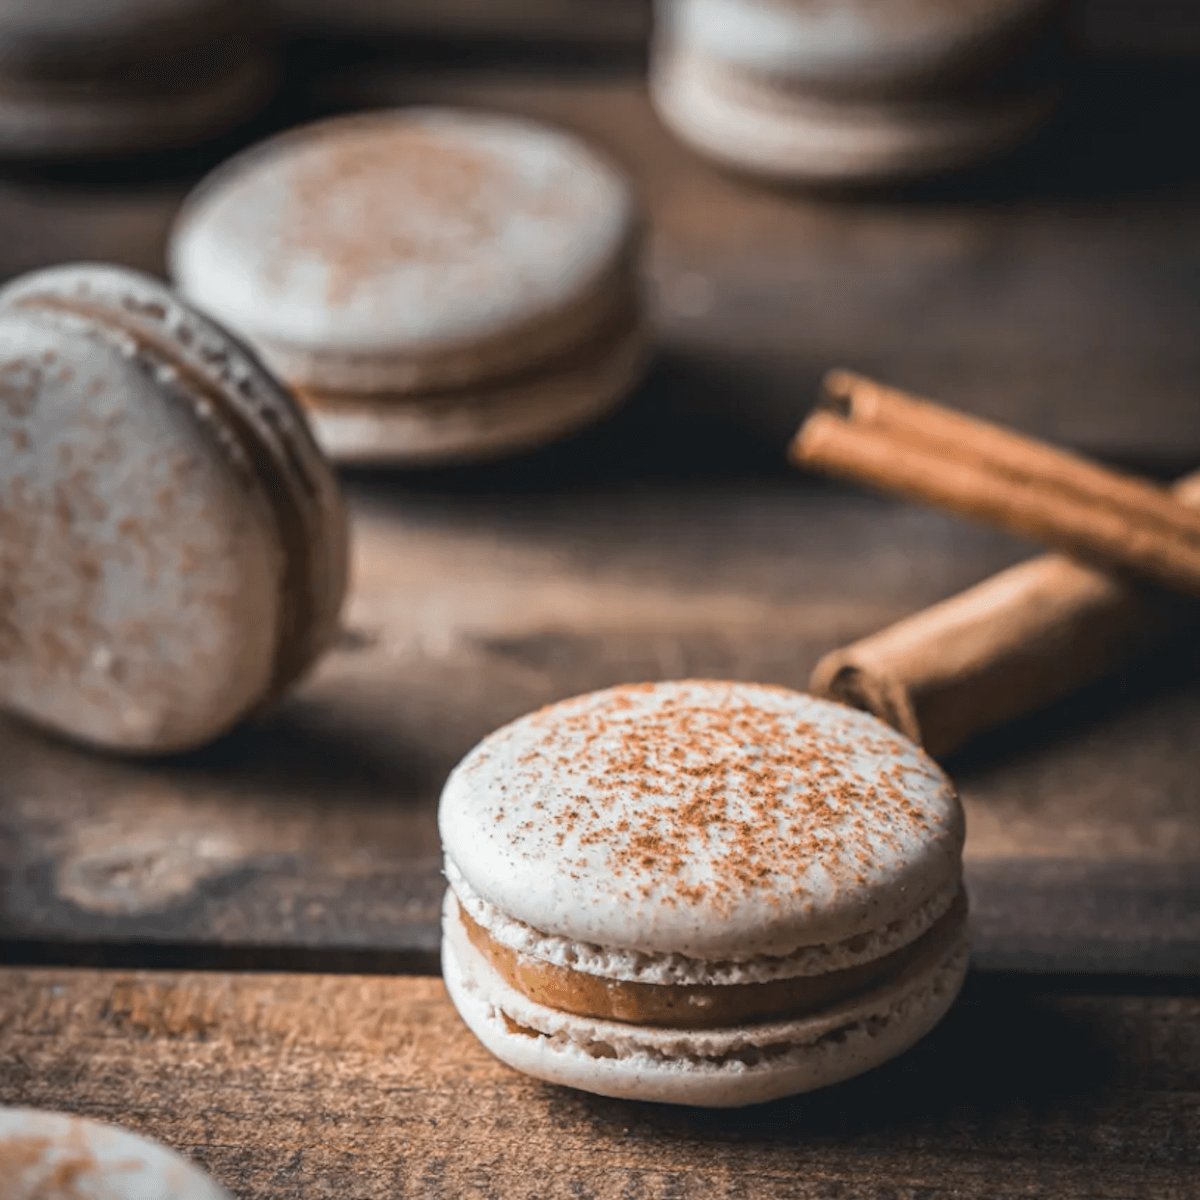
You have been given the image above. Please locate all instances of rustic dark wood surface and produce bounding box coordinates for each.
[3,967,1200,1199]
[2,39,1200,971]
[2,468,1199,974]
[2,28,1200,1197]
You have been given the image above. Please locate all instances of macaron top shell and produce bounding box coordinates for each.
[0,0,260,79]
[661,0,1056,88]
[170,108,637,394]
[0,1107,231,1199]
[0,264,346,752]
[440,681,964,960]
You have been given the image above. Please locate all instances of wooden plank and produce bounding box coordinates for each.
[2,967,1199,1198]
[3,474,1199,972]
[2,71,1200,461]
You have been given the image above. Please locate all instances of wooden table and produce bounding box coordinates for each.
[2,21,1199,1198]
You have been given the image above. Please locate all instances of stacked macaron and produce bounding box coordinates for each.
[440,680,968,1106]
[170,108,647,466]
[1,1108,231,1199]
[651,0,1063,183]
[0,0,275,158]
[0,263,347,754]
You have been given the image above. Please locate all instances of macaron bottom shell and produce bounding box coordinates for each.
[651,49,1058,185]
[0,52,273,158]
[442,892,970,1108]
[294,314,648,467]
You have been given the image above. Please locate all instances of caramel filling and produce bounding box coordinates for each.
[462,891,967,1030]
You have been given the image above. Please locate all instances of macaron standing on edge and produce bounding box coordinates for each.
[0,1107,231,1199]
[0,0,276,158]
[440,681,969,1107]
[0,263,348,755]
[170,107,648,466]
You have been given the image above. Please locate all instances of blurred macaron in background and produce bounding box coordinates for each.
[0,0,276,159]
[170,107,648,466]
[649,0,1065,184]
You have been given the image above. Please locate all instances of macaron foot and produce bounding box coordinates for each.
[296,313,647,466]
[651,47,1058,185]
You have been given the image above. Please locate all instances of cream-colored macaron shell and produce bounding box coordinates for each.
[0,263,347,754]
[659,0,1057,95]
[0,1107,231,1199]
[170,108,639,397]
[299,314,647,466]
[652,47,1057,183]
[440,681,964,961]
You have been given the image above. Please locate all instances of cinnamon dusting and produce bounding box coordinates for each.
[462,681,957,916]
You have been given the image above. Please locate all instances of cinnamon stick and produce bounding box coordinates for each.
[791,372,1200,598]
[808,468,1200,759]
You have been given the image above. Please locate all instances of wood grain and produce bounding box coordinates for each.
[3,473,1198,973]
[2,967,1199,1199]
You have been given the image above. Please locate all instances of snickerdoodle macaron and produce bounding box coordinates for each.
[0,0,275,158]
[440,680,968,1107]
[651,0,1062,183]
[0,263,347,754]
[170,108,647,466]
[0,1108,230,1199]
[658,0,1058,97]
[652,47,1057,184]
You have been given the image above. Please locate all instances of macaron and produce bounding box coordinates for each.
[0,0,275,159]
[170,108,647,466]
[652,45,1057,185]
[0,1108,230,1199]
[650,0,1062,183]
[658,0,1059,97]
[440,680,968,1107]
[0,263,347,755]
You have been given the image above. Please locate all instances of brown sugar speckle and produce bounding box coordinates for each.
[274,121,515,307]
